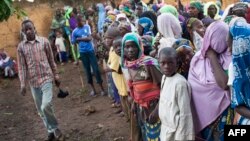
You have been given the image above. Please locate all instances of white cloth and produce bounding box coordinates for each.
[159,73,195,141]
[227,62,234,86]
[55,37,66,52]
[193,31,203,51]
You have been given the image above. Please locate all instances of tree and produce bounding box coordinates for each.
[0,0,27,22]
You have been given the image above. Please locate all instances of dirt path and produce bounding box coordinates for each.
[0,63,129,141]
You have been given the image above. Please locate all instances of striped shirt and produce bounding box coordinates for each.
[17,36,58,88]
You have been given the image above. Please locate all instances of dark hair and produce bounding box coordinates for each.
[21,19,34,27]
[159,47,177,58]
[112,36,123,47]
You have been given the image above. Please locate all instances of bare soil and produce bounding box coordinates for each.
[0,62,129,141]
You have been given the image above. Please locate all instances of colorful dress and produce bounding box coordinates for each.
[122,33,162,141]
[230,17,250,125]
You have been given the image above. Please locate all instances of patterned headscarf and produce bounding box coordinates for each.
[121,33,159,69]
[138,17,154,36]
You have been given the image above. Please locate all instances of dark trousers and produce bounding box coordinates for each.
[80,51,103,84]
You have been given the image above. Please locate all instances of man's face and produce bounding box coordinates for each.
[23,22,36,41]
[188,6,199,18]
[135,5,143,17]
[77,18,85,27]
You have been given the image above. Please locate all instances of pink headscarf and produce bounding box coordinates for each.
[188,21,231,134]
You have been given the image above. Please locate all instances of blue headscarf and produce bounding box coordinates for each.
[138,17,154,36]
[230,17,250,123]
[96,3,106,33]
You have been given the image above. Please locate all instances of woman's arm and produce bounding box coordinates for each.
[206,48,229,90]
[235,106,250,119]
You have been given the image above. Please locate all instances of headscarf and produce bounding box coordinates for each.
[159,5,179,18]
[157,13,182,39]
[157,13,182,56]
[107,10,116,22]
[97,3,106,33]
[121,33,159,69]
[104,22,121,38]
[221,4,234,21]
[188,21,231,134]
[190,1,203,13]
[229,17,250,113]
[118,21,132,32]
[201,17,215,27]
[187,17,199,28]
[138,17,154,36]
[204,2,221,20]
[140,11,158,35]
[116,13,137,32]
[141,35,153,55]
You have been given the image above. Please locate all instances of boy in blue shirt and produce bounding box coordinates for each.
[72,15,105,96]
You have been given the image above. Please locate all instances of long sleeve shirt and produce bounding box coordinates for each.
[17,36,58,88]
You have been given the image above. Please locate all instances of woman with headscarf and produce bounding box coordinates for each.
[141,35,153,56]
[204,1,221,20]
[172,39,194,79]
[118,21,132,36]
[188,1,205,20]
[188,21,234,141]
[116,13,137,33]
[96,3,106,34]
[158,4,179,18]
[137,17,154,36]
[186,18,205,51]
[121,33,162,141]
[156,13,182,57]
[228,17,250,125]
[140,11,158,35]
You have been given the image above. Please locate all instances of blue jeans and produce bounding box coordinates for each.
[80,51,103,84]
[30,82,58,133]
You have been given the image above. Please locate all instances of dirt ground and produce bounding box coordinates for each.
[0,62,129,141]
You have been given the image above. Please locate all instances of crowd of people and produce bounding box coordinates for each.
[16,0,250,141]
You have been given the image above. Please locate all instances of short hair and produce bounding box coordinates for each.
[159,47,177,58]
[21,19,34,27]
[112,36,123,46]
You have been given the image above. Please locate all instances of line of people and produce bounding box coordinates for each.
[16,0,250,141]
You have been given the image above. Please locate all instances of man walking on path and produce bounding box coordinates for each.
[17,19,62,141]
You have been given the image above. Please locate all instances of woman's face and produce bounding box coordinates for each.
[124,41,139,61]
[193,20,205,37]
[188,6,199,18]
[208,5,217,19]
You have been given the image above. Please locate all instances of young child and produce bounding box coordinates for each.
[0,49,17,78]
[55,30,68,65]
[158,47,195,141]
[111,36,130,120]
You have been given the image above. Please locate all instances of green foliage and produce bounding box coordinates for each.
[0,0,27,22]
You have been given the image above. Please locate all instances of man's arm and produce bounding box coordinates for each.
[17,45,27,89]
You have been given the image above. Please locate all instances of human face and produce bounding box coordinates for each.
[136,6,143,17]
[188,6,199,18]
[208,5,217,19]
[105,37,113,47]
[77,18,85,27]
[193,20,205,37]
[113,41,122,56]
[119,26,128,36]
[137,24,144,36]
[159,54,177,77]
[23,22,36,41]
[124,41,139,61]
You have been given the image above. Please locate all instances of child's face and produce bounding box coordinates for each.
[159,54,178,77]
[56,32,61,37]
[113,42,122,56]
[105,37,113,47]
[124,41,139,61]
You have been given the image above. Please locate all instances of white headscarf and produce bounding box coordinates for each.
[157,13,182,56]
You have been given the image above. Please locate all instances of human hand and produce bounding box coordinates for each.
[55,76,61,87]
[20,86,26,96]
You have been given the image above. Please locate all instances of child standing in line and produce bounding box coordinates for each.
[158,47,195,141]
[110,36,130,120]
[55,30,68,65]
